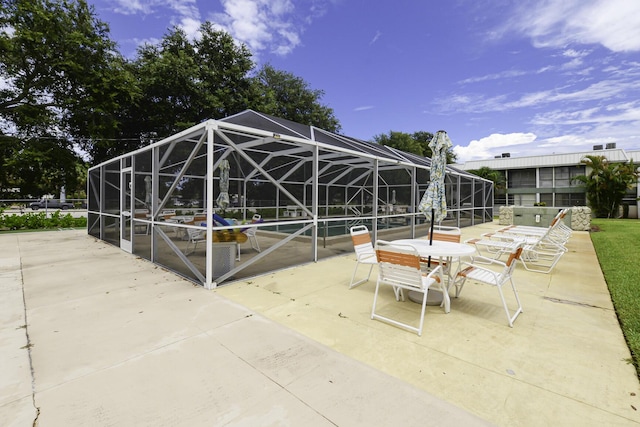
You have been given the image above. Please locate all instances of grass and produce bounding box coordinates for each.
[590,218,640,375]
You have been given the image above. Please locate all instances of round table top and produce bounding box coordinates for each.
[390,239,476,257]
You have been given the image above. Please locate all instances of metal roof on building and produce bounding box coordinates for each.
[456,148,631,171]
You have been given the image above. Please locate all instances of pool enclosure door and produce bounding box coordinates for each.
[120,167,133,253]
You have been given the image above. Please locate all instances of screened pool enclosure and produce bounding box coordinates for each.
[87,110,493,288]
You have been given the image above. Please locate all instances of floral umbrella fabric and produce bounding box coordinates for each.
[215,160,230,209]
[418,130,452,223]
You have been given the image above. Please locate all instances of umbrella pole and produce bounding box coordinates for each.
[428,208,435,267]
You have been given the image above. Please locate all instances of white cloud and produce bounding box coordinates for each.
[532,102,640,125]
[105,0,334,56]
[507,0,640,52]
[111,0,199,19]
[108,0,201,39]
[454,133,537,162]
[210,0,308,56]
[562,49,588,58]
[439,76,640,114]
[179,17,202,40]
[458,69,528,85]
[538,134,615,149]
[111,0,151,15]
[370,31,382,45]
[354,105,374,111]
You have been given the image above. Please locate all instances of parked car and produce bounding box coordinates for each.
[29,199,75,210]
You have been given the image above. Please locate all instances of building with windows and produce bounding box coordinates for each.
[457,145,640,218]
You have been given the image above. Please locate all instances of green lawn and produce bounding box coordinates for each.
[590,218,640,375]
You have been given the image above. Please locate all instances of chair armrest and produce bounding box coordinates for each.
[457,261,501,281]
[357,252,377,262]
[422,265,444,284]
[461,255,507,269]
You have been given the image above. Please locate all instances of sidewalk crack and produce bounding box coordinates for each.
[18,248,41,426]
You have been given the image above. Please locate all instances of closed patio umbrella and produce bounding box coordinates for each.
[144,176,152,208]
[418,130,452,252]
[216,160,230,210]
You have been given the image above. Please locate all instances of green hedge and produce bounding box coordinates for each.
[0,210,87,231]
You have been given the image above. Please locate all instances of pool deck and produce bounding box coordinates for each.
[1,222,639,426]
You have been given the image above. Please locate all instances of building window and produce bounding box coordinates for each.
[555,193,586,206]
[539,168,553,188]
[555,167,570,187]
[554,165,585,187]
[512,194,537,205]
[568,165,585,186]
[508,169,536,188]
[539,193,553,206]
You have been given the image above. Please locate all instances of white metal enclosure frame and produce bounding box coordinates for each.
[88,110,493,288]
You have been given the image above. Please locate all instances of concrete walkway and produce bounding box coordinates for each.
[217,222,640,426]
[1,229,490,426]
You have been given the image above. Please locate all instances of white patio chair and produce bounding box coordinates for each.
[371,240,444,336]
[245,214,262,253]
[349,225,377,289]
[184,227,206,255]
[451,242,524,327]
[424,225,462,277]
[427,225,461,243]
[133,209,150,235]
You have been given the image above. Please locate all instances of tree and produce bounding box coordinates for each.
[373,131,424,156]
[2,2,344,193]
[88,24,256,163]
[467,166,506,191]
[571,155,639,218]
[251,64,340,132]
[0,0,132,137]
[96,35,342,163]
[0,135,85,198]
[0,0,135,195]
[196,23,255,120]
[372,131,457,163]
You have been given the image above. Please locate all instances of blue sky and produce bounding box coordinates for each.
[87,0,640,163]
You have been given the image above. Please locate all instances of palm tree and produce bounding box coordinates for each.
[468,166,506,191]
[572,155,639,218]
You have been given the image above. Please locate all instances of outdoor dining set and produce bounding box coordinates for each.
[348,208,572,336]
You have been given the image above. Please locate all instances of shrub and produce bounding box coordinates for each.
[0,211,86,231]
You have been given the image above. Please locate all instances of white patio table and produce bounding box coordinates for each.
[390,239,476,313]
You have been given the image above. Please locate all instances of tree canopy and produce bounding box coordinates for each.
[467,166,506,191]
[0,0,134,198]
[0,0,340,198]
[372,131,458,163]
[571,155,639,218]
[251,64,340,133]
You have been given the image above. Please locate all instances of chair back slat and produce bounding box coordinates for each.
[376,249,421,269]
[428,231,461,243]
[351,232,371,246]
[351,227,375,260]
[427,226,461,244]
[374,240,444,291]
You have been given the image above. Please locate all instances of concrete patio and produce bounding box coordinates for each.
[1,221,639,426]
